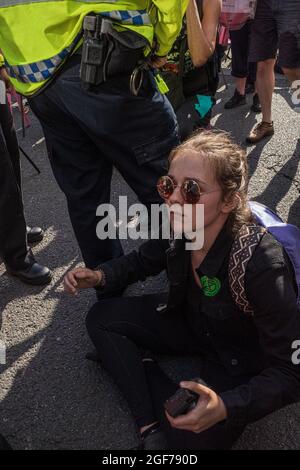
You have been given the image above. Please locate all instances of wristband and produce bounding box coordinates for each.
[95,269,106,287]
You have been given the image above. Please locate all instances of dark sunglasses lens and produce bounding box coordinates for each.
[183,179,201,203]
[157,176,174,199]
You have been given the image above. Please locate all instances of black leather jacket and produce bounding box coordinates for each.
[97,227,300,427]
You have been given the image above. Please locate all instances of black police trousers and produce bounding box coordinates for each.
[29,54,179,269]
[0,101,30,270]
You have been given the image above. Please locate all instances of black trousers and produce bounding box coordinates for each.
[86,294,247,450]
[230,21,257,83]
[29,55,179,269]
[0,101,30,270]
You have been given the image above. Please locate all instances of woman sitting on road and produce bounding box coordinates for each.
[64,130,300,450]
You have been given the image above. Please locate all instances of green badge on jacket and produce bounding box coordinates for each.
[200,276,221,297]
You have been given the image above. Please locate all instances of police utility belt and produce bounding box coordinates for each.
[80,14,148,94]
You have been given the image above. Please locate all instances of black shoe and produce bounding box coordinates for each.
[141,349,157,364]
[26,226,44,244]
[224,89,246,109]
[251,93,262,113]
[274,62,284,75]
[0,434,12,450]
[6,262,52,286]
[141,429,168,451]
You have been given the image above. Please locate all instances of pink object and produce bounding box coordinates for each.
[220,0,257,31]
[219,25,230,47]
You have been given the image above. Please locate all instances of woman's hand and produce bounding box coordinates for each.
[64,267,102,295]
[166,381,227,433]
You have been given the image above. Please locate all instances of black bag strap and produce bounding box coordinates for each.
[197,0,219,91]
[178,0,203,78]
[178,36,187,78]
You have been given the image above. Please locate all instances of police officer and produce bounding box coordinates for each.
[0,1,189,274]
[0,62,51,286]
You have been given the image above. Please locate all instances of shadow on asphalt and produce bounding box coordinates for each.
[253,139,300,226]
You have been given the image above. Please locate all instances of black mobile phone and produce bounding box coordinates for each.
[164,378,205,418]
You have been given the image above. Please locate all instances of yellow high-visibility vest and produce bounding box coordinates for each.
[0,0,189,96]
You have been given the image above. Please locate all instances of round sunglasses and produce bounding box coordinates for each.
[157,175,220,204]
